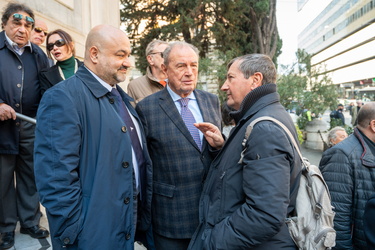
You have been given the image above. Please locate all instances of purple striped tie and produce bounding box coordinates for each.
[179,98,202,150]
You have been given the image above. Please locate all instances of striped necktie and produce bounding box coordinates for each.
[179,98,202,150]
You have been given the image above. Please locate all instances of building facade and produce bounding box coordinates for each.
[298,0,375,101]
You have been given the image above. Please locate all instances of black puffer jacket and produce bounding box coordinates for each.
[319,128,375,249]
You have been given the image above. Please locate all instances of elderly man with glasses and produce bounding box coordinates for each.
[127,39,169,106]
[0,3,50,249]
[30,19,48,46]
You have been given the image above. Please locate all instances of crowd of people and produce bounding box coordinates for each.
[0,2,374,250]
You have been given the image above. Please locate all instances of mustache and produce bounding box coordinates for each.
[118,66,128,70]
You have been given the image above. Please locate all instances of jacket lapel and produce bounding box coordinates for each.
[158,88,201,151]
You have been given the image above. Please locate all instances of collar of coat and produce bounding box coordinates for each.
[354,127,375,168]
[230,83,277,123]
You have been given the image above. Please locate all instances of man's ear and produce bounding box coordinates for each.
[370,119,375,132]
[146,54,154,66]
[251,72,263,88]
[161,63,167,75]
[89,46,99,64]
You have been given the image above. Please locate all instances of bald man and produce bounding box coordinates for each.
[34,25,152,250]
[30,19,48,46]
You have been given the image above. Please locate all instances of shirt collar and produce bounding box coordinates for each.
[166,84,196,102]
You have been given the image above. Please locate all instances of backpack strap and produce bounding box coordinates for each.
[247,116,302,157]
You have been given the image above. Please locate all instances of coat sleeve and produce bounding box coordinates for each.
[205,122,295,249]
[319,148,353,249]
[34,87,83,246]
[364,196,375,249]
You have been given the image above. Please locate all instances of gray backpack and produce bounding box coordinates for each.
[243,116,336,250]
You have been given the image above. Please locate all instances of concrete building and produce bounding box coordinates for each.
[297,0,375,102]
[0,0,133,89]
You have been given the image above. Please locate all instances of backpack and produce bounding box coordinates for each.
[242,116,336,250]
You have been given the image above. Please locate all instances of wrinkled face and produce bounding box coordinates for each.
[221,60,255,110]
[3,11,33,47]
[47,34,72,61]
[331,130,348,145]
[96,36,132,86]
[30,20,48,46]
[163,46,198,98]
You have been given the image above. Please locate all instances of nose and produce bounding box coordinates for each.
[221,81,229,91]
[185,66,193,75]
[123,57,132,68]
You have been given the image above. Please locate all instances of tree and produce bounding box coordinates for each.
[120,0,281,74]
[278,49,340,129]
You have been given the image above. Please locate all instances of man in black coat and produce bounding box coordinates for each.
[0,3,50,249]
[320,102,375,249]
[189,54,301,249]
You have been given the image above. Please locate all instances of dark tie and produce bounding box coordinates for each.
[110,88,145,196]
[179,98,202,150]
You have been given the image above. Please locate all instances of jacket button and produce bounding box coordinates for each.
[63,237,70,244]
[17,84,21,88]
[15,122,20,126]
[18,65,22,70]
[109,98,114,104]
[124,197,130,204]
[15,103,20,107]
[125,233,131,240]
[121,126,127,133]
[133,195,137,200]
[122,162,129,168]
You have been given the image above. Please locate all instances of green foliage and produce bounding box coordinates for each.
[120,0,280,74]
[295,124,304,145]
[278,49,339,122]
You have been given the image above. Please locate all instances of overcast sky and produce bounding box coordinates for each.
[276,0,299,66]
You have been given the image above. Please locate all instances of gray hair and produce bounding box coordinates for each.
[327,126,346,147]
[163,41,199,66]
[227,54,277,85]
[145,39,168,56]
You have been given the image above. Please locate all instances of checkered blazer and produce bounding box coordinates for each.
[136,88,222,238]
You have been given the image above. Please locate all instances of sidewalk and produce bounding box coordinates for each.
[300,142,323,166]
[7,144,323,250]
[3,206,51,250]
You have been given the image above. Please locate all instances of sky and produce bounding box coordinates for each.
[276,0,299,66]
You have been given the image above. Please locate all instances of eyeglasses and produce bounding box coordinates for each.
[150,52,163,58]
[47,39,66,51]
[34,27,48,36]
[12,13,34,24]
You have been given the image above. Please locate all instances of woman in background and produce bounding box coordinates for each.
[39,29,82,95]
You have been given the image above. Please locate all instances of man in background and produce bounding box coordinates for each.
[351,99,363,127]
[136,41,222,249]
[29,19,48,46]
[0,3,50,249]
[127,39,168,106]
[320,102,375,249]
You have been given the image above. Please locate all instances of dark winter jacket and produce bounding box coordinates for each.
[0,31,49,154]
[319,128,375,249]
[189,84,301,249]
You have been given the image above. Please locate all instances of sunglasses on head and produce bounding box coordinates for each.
[12,13,34,24]
[47,39,66,51]
[34,27,48,36]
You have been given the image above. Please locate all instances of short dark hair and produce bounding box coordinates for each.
[46,29,75,59]
[227,54,277,85]
[357,102,375,128]
[1,3,34,29]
